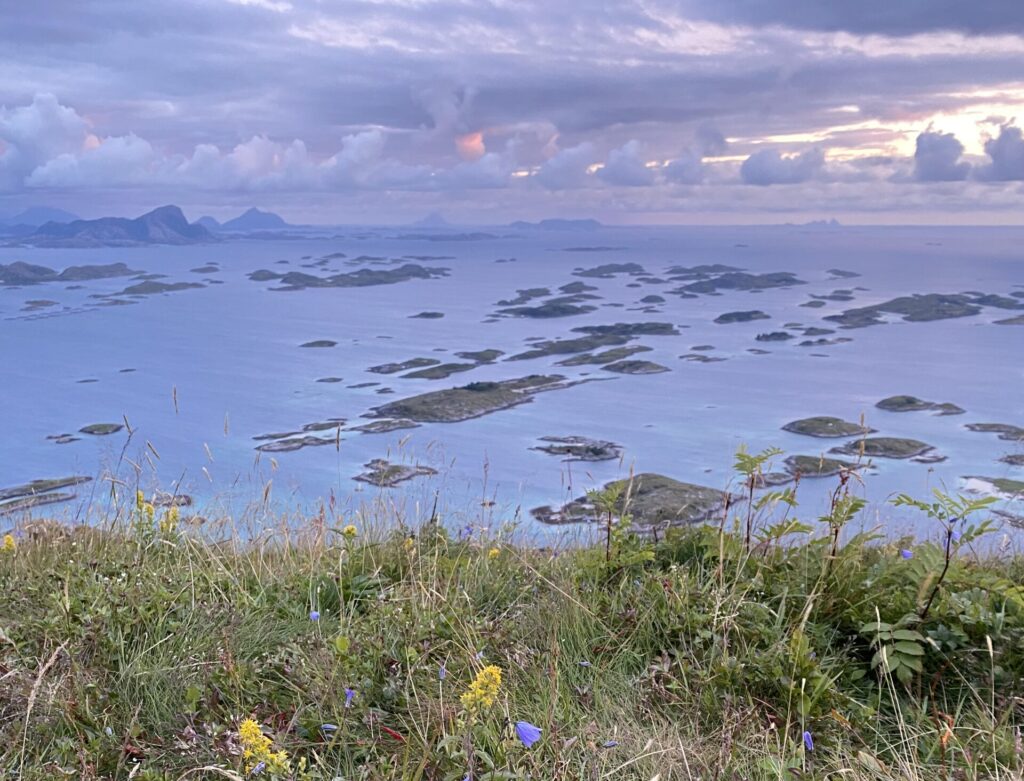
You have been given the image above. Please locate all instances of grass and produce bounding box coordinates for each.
[0,471,1022,780]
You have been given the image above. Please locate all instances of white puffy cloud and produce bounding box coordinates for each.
[0,93,90,188]
[26,133,159,187]
[912,130,970,182]
[740,147,825,185]
[598,140,656,186]
[535,142,596,189]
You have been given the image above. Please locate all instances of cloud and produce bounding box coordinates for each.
[598,140,655,186]
[694,123,728,156]
[740,147,825,185]
[912,130,970,182]
[664,150,704,185]
[26,133,158,187]
[678,0,1024,36]
[0,93,89,188]
[978,125,1024,181]
[535,142,596,189]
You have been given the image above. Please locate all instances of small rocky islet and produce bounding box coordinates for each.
[79,423,124,436]
[876,395,965,416]
[532,473,731,527]
[714,310,771,324]
[556,345,652,366]
[782,416,874,438]
[248,263,449,291]
[367,375,586,423]
[967,423,1024,442]
[0,476,92,516]
[532,435,623,462]
[354,459,437,487]
[826,292,1024,328]
[601,359,670,375]
[830,437,934,459]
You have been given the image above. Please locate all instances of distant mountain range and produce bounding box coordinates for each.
[12,205,214,247]
[509,218,603,231]
[199,208,291,232]
[0,206,81,236]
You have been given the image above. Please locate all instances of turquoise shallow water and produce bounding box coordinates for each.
[2,224,1023,544]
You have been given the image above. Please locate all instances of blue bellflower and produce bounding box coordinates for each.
[515,721,542,748]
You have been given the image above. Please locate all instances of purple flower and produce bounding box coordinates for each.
[321,723,338,732]
[803,730,814,751]
[439,662,447,681]
[250,761,267,776]
[900,549,913,560]
[344,688,356,708]
[309,610,320,621]
[515,720,542,748]
[602,740,619,748]
[578,661,591,667]
[951,530,961,543]
[475,650,485,662]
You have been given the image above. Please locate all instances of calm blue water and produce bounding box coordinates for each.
[3,224,1023,543]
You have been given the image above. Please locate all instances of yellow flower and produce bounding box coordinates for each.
[159,506,180,534]
[461,665,502,713]
[2,534,15,553]
[404,537,415,551]
[487,547,500,560]
[342,524,357,538]
[135,490,145,511]
[238,718,291,775]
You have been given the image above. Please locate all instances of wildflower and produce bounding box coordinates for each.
[951,530,961,543]
[309,610,320,622]
[135,489,145,511]
[460,665,502,713]
[344,687,356,708]
[439,662,447,681]
[474,650,485,662]
[602,740,618,748]
[159,506,179,534]
[238,718,290,776]
[487,547,500,559]
[900,549,913,559]
[342,524,357,538]
[803,730,814,751]
[578,661,591,668]
[515,720,542,749]
[404,537,415,551]
[2,533,15,553]
[321,723,338,733]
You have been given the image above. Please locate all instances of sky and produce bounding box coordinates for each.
[2,0,1024,225]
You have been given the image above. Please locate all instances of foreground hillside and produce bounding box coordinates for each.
[0,473,1022,780]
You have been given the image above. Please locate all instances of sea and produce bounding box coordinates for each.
[3,224,1023,545]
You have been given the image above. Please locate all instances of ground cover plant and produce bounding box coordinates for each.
[0,450,1021,780]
